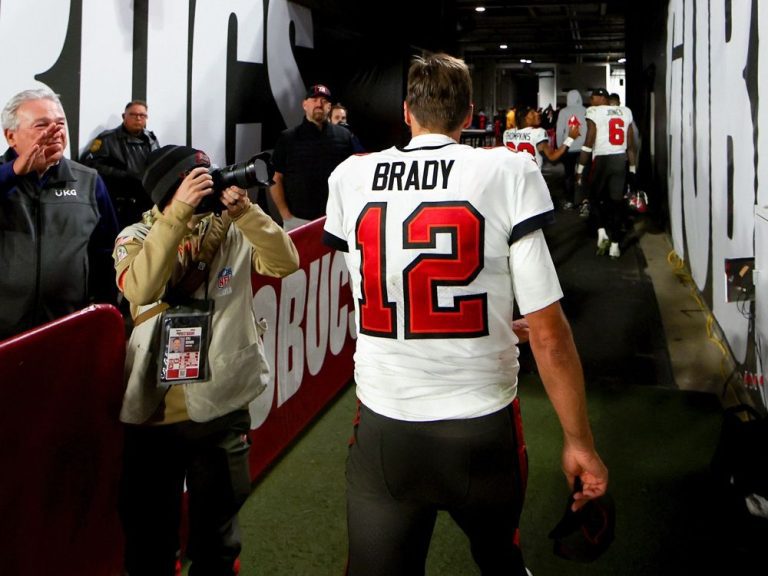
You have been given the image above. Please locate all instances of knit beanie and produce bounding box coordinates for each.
[143,145,211,210]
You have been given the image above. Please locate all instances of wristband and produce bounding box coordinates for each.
[581,146,592,153]
[629,165,637,174]
[563,137,574,148]
[575,164,585,175]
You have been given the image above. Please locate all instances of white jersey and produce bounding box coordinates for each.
[502,126,549,167]
[324,134,563,421]
[586,105,634,156]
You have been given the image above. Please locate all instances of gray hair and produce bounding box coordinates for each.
[1,88,64,131]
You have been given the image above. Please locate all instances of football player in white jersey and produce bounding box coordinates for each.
[324,52,608,576]
[502,105,579,168]
[576,88,637,258]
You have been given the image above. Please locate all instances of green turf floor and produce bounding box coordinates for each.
[196,374,742,576]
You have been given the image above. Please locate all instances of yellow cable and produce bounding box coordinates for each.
[666,250,733,381]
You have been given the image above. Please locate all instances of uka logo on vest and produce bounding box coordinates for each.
[54,189,78,197]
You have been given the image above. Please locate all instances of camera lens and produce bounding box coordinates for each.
[194,153,274,215]
[218,160,258,189]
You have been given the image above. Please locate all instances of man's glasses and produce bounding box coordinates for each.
[126,112,148,119]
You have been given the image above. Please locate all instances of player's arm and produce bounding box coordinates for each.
[525,301,608,510]
[627,121,638,176]
[539,123,579,163]
[576,119,596,183]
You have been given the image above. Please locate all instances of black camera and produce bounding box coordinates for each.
[196,151,275,214]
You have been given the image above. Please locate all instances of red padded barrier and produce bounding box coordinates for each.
[0,220,356,572]
[247,217,356,481]
[0,304,126,576]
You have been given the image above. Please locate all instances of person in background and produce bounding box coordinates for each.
[324,52,608,576]
[0,87,118,341]
[115,144,299,576]
[556,89,588,211]
[269,84,355,231]
[503,104,579,169]
[81,100,160,229]
[506,105,516,130]
[330,102,364,152]
[577,87,637,259]
[330,103,348,125]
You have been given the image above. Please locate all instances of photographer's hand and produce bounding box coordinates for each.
[168,166,213,212]
[222,186,251,219]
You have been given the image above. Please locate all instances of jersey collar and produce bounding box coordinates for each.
[402,133,457,151]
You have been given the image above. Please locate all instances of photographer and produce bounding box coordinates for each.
[114,144,299,576]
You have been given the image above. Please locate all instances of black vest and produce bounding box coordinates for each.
[0,151,102,339]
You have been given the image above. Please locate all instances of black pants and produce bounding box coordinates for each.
[120,410,252,576]
[561,151,580,204]
[346,400,528,576]
[590,153,629,242]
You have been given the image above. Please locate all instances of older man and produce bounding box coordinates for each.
[81,100,160,228]
[269,84,355,231]
[0,88,118,340]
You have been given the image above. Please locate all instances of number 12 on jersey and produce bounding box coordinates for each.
[355,201,489,339]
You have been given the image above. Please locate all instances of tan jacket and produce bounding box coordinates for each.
[114,200,299,424]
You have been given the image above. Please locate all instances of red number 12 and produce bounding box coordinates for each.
[356,201,488,339]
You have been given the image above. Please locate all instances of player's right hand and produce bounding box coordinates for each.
[562,445,608,512]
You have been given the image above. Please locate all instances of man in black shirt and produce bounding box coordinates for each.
[269,84,355,231]
[81,100,160,228]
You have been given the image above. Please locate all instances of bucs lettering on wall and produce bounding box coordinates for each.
[247,219,356,479]
[0,0,357,472]
[666,0,768,363]
[0,0,314,166]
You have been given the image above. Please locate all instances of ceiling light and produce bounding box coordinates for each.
[618,57,626,64]
[500,44,508,49]
[475,6,486,12]
[520,59,532,64]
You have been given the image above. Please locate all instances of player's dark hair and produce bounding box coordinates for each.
[125,99,148,111]
[514,105,535,129]
[406,52,472,133]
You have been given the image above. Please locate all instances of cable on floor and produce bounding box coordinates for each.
[665,249,745,404]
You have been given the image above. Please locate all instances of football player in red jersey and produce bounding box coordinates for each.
[324,52,608,576]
